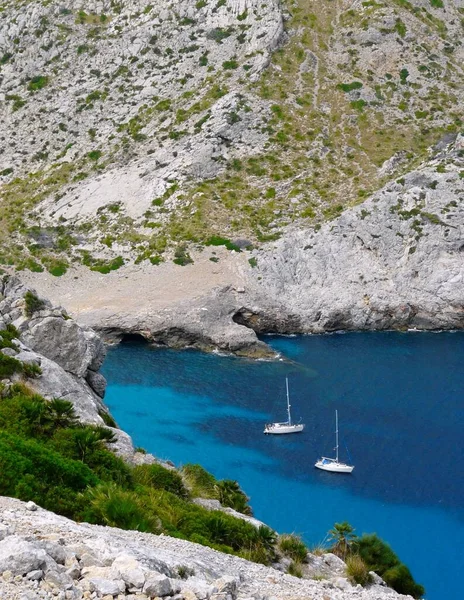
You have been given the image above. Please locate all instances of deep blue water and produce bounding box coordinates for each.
[102,332,464,600]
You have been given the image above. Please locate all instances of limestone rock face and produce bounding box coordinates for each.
[21,316,106,378]
[143,573,172,597]
[241,138,464,336]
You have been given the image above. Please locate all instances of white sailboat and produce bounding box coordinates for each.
[315,410,354,473]
[264,377,305,434]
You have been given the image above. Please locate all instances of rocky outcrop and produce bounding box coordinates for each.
[98,285,276,358]
[0,275,150,461]
[238,136,464,336]
[0,275,108,411]
[0,496,414,600]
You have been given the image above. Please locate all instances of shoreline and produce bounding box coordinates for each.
[17,249,464,359]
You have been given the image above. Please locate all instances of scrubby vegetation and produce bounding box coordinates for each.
[329,521,425,598]
[0,386,278,564]
[24,290,45,316]
[0,377,426,588]
[180,463,252,515]
[0,326,42,379]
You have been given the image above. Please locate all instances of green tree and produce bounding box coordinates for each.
[328,521,357,558]
[215,479,252,515]
[47,399,78,429]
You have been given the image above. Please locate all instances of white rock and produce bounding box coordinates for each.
[112,554,146,590]
[0,536,47,575]
[143,573,172,597]
[87,577,126,596]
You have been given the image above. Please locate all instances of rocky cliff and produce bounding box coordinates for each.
[0,275,144,458]
[18,135,463,357]
[242,134,464,335]
[0,496,414,600]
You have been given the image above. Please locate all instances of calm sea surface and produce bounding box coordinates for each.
[102,332,464,600]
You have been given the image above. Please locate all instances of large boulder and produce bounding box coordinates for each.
[143,573,172,598]
[21,317,106,378]
[0,536,47,575]
[112,554,146,590]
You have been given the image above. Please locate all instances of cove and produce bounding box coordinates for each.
[102,331,464,600]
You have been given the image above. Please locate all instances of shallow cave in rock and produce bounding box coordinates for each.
[119,332,150,345]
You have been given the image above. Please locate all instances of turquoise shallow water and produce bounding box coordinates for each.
[102,331,464,600]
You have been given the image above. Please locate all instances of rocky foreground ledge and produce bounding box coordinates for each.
[0,496,413,600]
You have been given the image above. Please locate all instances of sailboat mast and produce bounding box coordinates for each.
[335,410,339,462]
[286,377,292,425]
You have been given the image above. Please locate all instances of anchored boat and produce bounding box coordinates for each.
[264,377,305,435]
[315,410,354,473]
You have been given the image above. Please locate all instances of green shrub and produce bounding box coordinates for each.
[383,563,425,598]
[87,150,102,161]
[338,81,363,92]
[0,354,23,378]
[84,482,158,532]
[205,236,240,251]
[0,325,19,350]
[279,534,308,562]
[215,479,252,515]
[287,561,303,578]
[28,75,48,92]
[133,464,189,499]
[182,463,217,497]
[0,388,293,566]
[0,430,97,516]
[173,244,193,266]
[207,27,231,43]
[223,60,238,70]
[400,68,409,83]
[24,290,45,316]
[346,554,372,586]
[177,565,195,579]
[394,19,406,37]
[354,534,424,598]
[22,362,42,378]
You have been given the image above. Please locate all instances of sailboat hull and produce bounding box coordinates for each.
[264,423,305,434]
[315,459,354,473]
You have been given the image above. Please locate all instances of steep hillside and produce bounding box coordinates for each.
[1,0,463,273]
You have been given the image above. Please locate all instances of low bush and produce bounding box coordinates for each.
[24,291,45,316]
[345,554,372,586]
[278,534,308,562]
[181,464,252,515]
[287,560,303,578]
[215,479,252,515]
[0,430,97,516]
[382,563,425,598]
[84,482,158,532]
[133,463,189,499]
[0,353,23,378]
[354,533,424,598]
[0,325,19,350]
[22,362,42,378]
[182,463,217,497]
[0,389,274,564]
[205,236,240,252]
